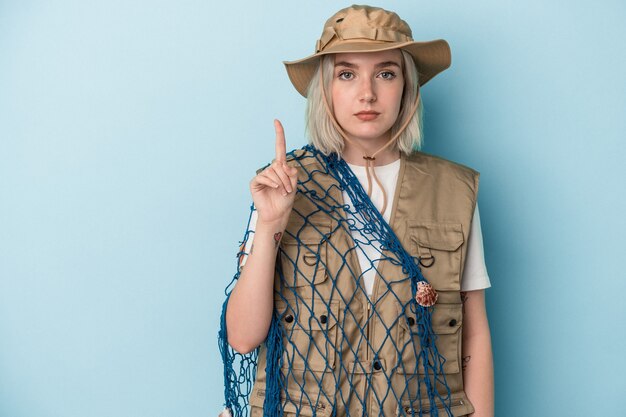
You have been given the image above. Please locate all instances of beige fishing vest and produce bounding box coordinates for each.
[249,148,479,416]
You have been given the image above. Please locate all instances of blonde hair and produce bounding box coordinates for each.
[305,50,424,156]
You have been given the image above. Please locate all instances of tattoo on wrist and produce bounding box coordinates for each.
[273,232,282,248]
[460,292,468,304]
[462,356,471,371]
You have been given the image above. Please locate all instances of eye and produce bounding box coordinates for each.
[337,70,354,80]
[378,70,396,80]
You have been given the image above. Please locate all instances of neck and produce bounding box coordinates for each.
[342,141,400,166]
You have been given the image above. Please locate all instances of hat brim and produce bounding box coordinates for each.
[283,39,451,97]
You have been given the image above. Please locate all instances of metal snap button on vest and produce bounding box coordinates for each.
[285,314,294,323]
[373,360,382,371]
[320,314,328,324]
[407,317,415,326]
[448,319,457,327]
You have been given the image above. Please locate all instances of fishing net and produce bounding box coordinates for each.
[218,145,453,416]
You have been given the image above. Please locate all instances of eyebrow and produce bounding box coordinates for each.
[334,61,401,69]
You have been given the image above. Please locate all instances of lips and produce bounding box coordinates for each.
[355,111,380,121]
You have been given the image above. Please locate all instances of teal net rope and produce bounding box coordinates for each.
[219,145,453,416]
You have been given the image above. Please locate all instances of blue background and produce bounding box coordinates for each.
[1,1,625,416]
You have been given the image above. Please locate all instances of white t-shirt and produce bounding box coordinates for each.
[344,160,491,294]
[241,158,491,294]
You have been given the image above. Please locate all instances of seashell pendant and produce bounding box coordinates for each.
[415,281,438,307]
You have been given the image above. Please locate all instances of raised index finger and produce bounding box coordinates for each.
[274,119,286,163]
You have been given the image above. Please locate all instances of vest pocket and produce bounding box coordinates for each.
[396,302,463,375]
[407,221,464,291]
[279,224,330,288]
[276,298,339,373]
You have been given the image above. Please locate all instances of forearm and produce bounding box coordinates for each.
[462,290,494,417]
[462,328,494,416]
[225,219,285,353]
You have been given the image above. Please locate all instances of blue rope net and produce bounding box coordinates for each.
[219,145,453,416]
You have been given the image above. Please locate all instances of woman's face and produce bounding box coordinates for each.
[331,49,404,146]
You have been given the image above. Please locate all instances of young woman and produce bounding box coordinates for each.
[220,5,493,417]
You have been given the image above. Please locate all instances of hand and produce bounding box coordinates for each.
[249,119,298,224]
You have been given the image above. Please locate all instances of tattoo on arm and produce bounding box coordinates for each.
[248,233,281,256]
[273,232,282,248]
[462,356,471,371]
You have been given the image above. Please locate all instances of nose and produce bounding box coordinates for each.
[359,77,376,103]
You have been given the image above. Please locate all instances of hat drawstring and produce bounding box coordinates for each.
[318,58,421,215]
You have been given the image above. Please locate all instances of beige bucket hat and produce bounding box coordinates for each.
[284,4,452,97]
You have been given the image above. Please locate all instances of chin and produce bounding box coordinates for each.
[340,121,394,143]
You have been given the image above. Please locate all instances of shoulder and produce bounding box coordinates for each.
[406,150,479,177]
[404,150,480,190]
[405,150,478,175]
